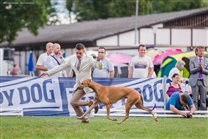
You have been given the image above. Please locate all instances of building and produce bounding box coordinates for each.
[0,8,208,75]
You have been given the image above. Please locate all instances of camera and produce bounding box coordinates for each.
[186,112,192,118]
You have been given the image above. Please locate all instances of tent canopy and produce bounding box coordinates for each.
[157,51,208,78]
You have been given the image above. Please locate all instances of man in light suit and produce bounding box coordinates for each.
[41,43,98,123]
[189,46,208,110]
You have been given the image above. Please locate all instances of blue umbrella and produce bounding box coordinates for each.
[28,51,34,74]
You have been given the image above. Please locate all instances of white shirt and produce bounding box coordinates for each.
[48,54,95,93]
[198,56,203,62]
[93,58,114,78]
[45,55,65,78]
[168,67,180,80]
[129,55,153,78]
[36,52,50,74]
[182,84,192,94]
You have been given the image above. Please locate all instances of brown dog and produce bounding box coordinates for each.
[78,79,158,124]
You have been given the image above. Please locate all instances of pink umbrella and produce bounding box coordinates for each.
[153,49,182,65]
[107,53,132,65]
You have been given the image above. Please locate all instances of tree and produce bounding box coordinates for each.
[0,0,52,46]
[66,0,74,23]
[66,0,150,21]
[149,0,206,13]
[73,0,111,21]
[108,0,150,17]
[66,0,207,22]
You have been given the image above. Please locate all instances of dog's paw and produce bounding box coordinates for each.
[112,118,118,121]
[117,122,122,124]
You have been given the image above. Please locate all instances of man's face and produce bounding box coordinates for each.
[54,45,61,55]
[196,48,204,57]
[138,46,146,57]
[76,49,85,59]
[177,64,184,71]
[97,48,106,60]
[180,98,186,106]
[46,45,53,54]
[179,94,188,106]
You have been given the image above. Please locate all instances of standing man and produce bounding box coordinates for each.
[45,43,67,77]
[128,44,154,78]
[36,42,54,75]
[189,46,208,110]
[41,43,98,123]
[92,47,114,78]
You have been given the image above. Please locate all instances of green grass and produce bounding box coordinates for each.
[0,116,207,139]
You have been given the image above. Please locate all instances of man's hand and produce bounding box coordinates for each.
[40,72,49,77]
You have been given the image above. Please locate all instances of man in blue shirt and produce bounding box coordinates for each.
[166,91,196,117]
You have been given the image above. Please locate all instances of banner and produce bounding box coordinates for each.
[0,76,165,116]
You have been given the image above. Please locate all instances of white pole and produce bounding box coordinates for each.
[135,0,139,45]
[163,76,167,109]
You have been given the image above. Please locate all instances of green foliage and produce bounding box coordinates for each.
[68,0,150,21]
[0,117,207,139]
[73,0,111,21]
[0,0,52,46]
[66,0,74,13]
[150,0,206,13]
[66,0,207,21]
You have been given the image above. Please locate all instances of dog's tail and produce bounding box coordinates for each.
[151,103,156,111]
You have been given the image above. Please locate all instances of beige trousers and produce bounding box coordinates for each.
[70,89,91,120]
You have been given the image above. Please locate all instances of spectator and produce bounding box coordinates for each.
[10,64,21,76]
[189,46,208,110]
[166,73,182,97]
[128,44,154,78]
[92,47,114,78]
[168,60,185,81]
[166,91,196,117]
[36,42,54,75]
[58,51,67,77]
[41,43,98,123]
[45,43,67,77]
[181,80,192,97]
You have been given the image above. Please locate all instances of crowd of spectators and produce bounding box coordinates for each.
[34,43,207,121]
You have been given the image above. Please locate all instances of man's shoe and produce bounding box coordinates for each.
[81,120,89,123]
[81,117,89,123]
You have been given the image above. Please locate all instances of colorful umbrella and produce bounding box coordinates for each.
[153,49,182,65]
[107,53,132,65]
